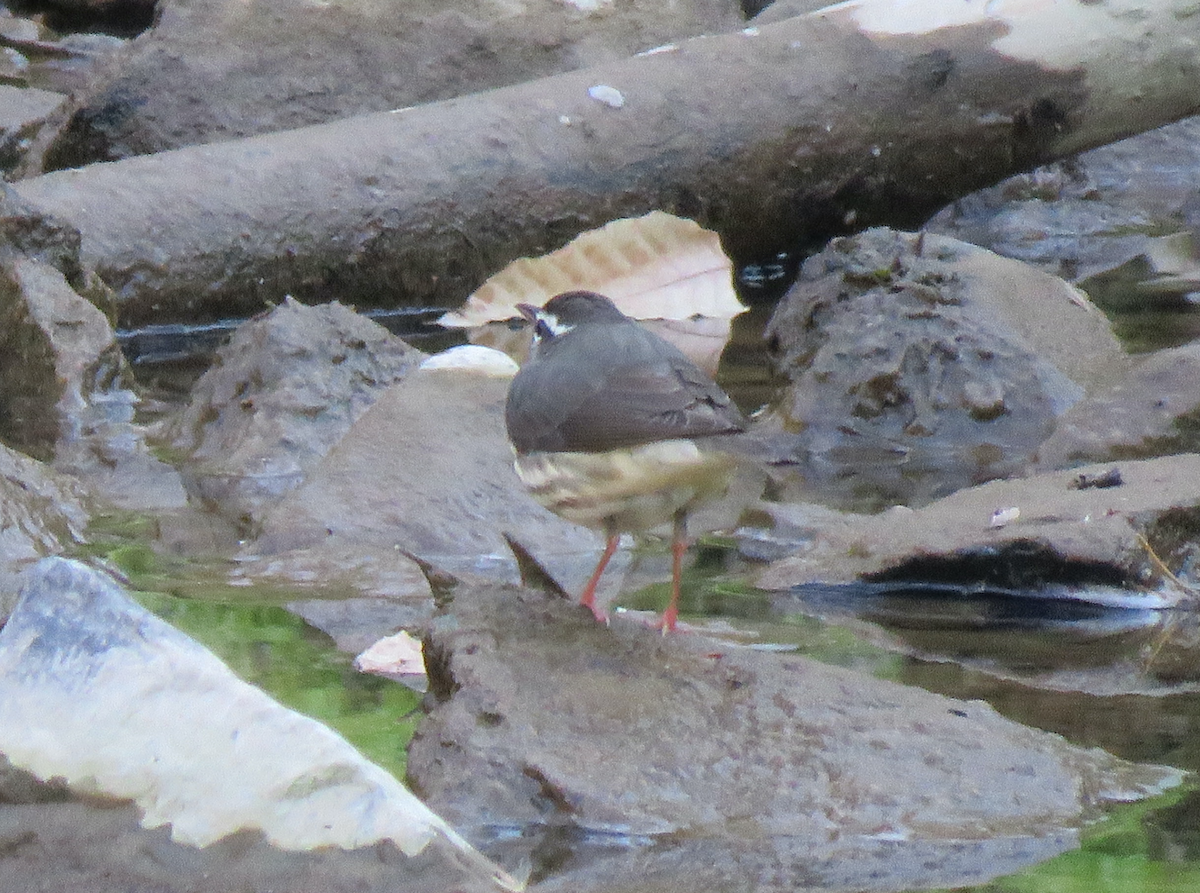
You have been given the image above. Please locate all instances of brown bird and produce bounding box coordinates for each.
[504,290,746,631]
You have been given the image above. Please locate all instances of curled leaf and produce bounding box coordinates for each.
[440,211,745,327]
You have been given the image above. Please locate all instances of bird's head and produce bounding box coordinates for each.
[518,291,630,353]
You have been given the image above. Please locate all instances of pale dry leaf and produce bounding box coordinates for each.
[439,211,745,327]
[355,630,428,685]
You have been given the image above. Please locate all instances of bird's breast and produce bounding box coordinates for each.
[513,439,736,533]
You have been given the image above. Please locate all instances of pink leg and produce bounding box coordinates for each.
[659,511,688,633]
[579,532,619,623]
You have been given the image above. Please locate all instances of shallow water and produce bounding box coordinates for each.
[81,533,1200,893]
[662,566,1200,893]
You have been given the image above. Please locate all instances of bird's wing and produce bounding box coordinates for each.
[552,328,745,452]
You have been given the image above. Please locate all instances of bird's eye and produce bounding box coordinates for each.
[534,319,555,341]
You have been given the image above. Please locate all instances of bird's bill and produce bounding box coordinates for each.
[516,303,540,323]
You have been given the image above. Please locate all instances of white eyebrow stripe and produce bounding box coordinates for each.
[536,312,575,338]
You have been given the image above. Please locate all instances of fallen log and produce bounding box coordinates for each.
[12,0,1200,326]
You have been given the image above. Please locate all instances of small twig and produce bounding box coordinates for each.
[1135,532,1197,673]
[1135,532,1192,592]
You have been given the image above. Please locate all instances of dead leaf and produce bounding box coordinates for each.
[439,211,745,327]
[355,630,428,691]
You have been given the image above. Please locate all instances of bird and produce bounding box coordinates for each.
[504,290,747,631]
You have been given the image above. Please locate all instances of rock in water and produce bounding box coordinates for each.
[409,573,1182,890]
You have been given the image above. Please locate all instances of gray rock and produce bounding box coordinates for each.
[756,453,1200,599]
[0,183,100,480]
[1037,342,1200,468]
[408,569,1179,888]
[0,253,184,512]
[231,539,437,650]
[0,85,66,174]
[255,357,607,594]
[759,228,1127,507]
[162,298,424,534]
[0,255,121,463]
[927,115,1200,286]
[286,593,434,655]
[0,183,81,278]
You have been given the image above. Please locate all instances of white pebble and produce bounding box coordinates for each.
[419,345,519,376]
[989,506,1020,528]
[587,84,626,108]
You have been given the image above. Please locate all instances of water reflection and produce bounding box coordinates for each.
[724,581,1200,893]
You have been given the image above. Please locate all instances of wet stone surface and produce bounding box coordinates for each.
[406,568,1179,889]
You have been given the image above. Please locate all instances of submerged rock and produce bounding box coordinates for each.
[407,568,1180,889]
[0,557,519,893]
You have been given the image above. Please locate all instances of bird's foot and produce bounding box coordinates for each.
[579,595,609,625]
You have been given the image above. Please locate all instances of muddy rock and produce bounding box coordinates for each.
[759,228,1127,508]
[755,453,1200,598]
[162,298,424,534]
[1036,342,1200,469]
[407,569,1179,889]
[255,350,606,593]
[0,443,90,615]
[39,0,743,167]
